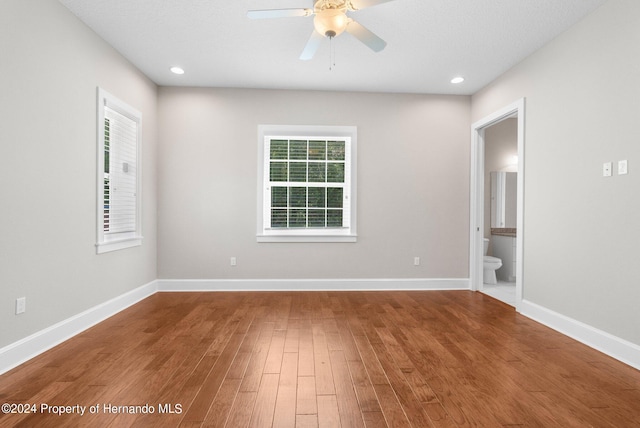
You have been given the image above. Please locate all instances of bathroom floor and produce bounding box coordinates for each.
[482,280,516,306]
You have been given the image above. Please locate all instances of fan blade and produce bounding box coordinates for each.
[300,30,325,60]
[247,8,312,19]
[349,0,395,10]
[346,20,386,52]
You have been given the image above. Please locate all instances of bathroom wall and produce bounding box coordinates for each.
[483,118,518,242]
[472,0,640,345]
[0,0,158,348]
[157,88,471,280]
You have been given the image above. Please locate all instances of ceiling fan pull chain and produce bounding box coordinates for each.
[333,37,337,69]
[328,35,337,70]
[329,36,333,71]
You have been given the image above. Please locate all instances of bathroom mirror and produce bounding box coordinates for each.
[490,171,517,228]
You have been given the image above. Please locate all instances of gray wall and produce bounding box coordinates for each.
[4,0,639,358]
[0,0,158,348]
[157,88,471,280]
[472,0,640,344]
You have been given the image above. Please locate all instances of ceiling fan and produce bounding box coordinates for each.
[248,0,395,60]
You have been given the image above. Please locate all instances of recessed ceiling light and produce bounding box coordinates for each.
[450,76,465,84]
[170,66,185,75]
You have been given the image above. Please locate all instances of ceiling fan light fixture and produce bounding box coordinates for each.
[314,8,349,38]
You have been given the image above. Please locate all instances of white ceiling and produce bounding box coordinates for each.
[58,0,607,95]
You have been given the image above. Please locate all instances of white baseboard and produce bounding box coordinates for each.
[0,281,158,375]
[156,278,470,292]
[0,278,466,375]
[4,280,638,376]
[520,299,640,371]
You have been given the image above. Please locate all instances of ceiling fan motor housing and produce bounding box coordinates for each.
[314,7,350,37]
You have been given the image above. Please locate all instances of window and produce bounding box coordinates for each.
[96,88,142,253]
[257,125,357,242]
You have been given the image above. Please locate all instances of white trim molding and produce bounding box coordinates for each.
[256,125,358,243]
[157,278,470,292]
[4,280,640,376]
[96,87,143,254]
[470,98,525,310]
[520,299,640,371]
[0,281,157,375]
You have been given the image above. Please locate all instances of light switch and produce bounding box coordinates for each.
[603,162,612,177]
[618,160,628,175]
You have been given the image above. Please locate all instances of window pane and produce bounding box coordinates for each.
[308,187,326,208]
[271,187,287,207]
[327,140,345,161]
[104,106,138,235]
[290,140,307,160]
[270,162,288,181]
[104,177,110,231]
[327,209,343,227]
[103,118,111,231]
[270,140,288,160]
[290,187,307,208]
[308,209,326,227]
[308,162,325,182]
[327,163,344,183]
[327,187,343,208]
[289,209,306,227]
[262,132,352,236]
[104,118,110,173]
[289,162,307,182]
[309,140,326,160]
[271,209,287,228]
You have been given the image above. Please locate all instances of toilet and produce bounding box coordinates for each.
[483,238,502,285]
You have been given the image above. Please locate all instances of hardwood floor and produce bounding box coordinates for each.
[1,291,639,427]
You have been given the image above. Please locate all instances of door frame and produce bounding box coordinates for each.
[469,98,525,310]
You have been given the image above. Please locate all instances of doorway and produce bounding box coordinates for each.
[469,99,525,310]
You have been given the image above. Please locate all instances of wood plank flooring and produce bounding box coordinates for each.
[1,291,639,427]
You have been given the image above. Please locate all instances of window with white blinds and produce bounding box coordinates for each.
[96,88,142,253]
[257,125,357,243]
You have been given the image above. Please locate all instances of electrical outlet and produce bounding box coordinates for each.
[618,160,628,175]
[16,297,26,315]
[414,257,420,266]
[230,257,237,267]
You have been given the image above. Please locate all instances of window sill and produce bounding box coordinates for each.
[96,235,143,254]
[257,234,357,243]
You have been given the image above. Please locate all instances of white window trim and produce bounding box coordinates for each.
[96,88,143,254]
[257,125,357,243]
